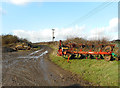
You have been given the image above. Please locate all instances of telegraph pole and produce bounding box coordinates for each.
[52,29,55,42]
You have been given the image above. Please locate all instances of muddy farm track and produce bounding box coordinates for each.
[2,45,93,87]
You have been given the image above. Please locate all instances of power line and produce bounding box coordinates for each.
[63,0,115,28]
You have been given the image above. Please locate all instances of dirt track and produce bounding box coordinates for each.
[2,45,93,86]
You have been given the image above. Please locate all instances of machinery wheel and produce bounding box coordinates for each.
[104,46,112,52]
[104,56,111,61]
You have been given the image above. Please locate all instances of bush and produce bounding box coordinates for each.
[2,34,31,46]
[63,37,109,46]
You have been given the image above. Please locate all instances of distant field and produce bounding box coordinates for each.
[49,44,118,86]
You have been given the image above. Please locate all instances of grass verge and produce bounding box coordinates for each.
[49,44,118,86]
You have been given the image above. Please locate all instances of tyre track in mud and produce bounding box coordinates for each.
[2,45,94,86]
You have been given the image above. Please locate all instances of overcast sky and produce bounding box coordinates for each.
[1,0,118,43]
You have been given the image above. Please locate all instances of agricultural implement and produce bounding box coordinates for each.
[57,40,119,62]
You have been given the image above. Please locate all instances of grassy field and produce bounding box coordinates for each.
[49,44,118,86]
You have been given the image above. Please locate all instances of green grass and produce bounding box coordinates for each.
[49,45,118,86]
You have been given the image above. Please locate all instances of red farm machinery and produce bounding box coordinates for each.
[57,40,119,62]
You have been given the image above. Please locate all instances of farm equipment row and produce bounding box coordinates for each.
[57,40,119,62]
